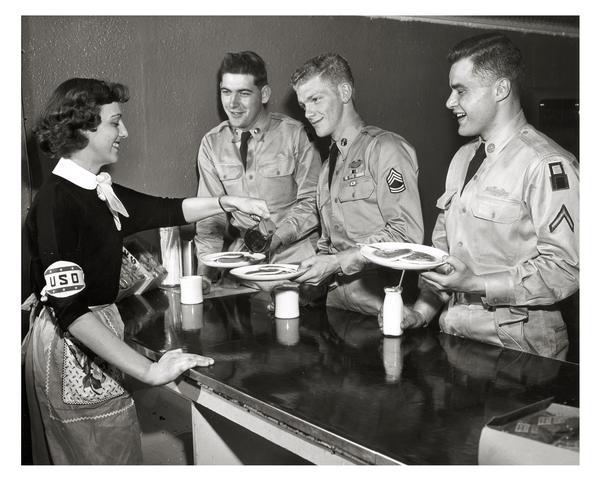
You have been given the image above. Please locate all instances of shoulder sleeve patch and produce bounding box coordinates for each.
[549,204,574,233]
[386,168,406,193]
[43,261,86,298]
[548,161,570,191]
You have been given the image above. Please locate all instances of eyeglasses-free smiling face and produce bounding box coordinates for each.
[294,75,345,139]
[83,102,128,168]
[445,57,499,140]
[220,73,270,130]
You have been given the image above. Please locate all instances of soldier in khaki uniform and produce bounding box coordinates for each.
[403,34,579,360]
[195,51,321,277]
[291,53,424,315]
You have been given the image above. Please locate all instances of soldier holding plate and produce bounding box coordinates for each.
[402,34,579,359]
[291,53,424,315]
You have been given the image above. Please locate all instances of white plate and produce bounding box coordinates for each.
[230,264,306,282]
[360,242,448,271]
[200,251,265,268]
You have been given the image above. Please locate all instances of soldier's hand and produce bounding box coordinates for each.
[268,234,283,254]
[401,306,428,329]
[295,254,341,285]
[420,256,485,295]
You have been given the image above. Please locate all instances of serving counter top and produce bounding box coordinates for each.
[118,288,578,465]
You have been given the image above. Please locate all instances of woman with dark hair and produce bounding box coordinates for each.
[23,77,270,464]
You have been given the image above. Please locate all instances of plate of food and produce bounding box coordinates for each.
[200,251,265,268]
[360,242,448,270]
[229,264,306,282]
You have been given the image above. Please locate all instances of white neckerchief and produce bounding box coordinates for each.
[52,158,129,230]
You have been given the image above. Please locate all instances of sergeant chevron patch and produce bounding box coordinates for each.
[549,204,574,233]
[386,168,406,193]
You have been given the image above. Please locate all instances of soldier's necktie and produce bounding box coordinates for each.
[239,131,252,169]
[461,142,486,195]
[328,143,340,190]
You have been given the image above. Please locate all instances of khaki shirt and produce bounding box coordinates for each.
[195,112,321,270]
[318,123,424,275]
[432,110,579,306]
[317,123,424,315]
[427,110,578,358]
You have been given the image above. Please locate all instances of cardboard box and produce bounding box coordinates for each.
[117,240,168,301]
[478,398,579,465]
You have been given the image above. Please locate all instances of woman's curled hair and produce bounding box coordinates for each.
[34,78,129,158]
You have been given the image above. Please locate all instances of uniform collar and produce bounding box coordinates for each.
[481,109,527,156]
[230,111,271,143]
[52,158,98,190]
[332,121,365,157]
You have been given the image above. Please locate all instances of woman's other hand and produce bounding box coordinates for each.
[146,348,214,386]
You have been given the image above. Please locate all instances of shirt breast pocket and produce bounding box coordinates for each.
[339,177,375,203]
[259,153,295,178]
[471,195,522,224]
[338,177,377,239]
[214,163,244,182]
[469,194,523,264]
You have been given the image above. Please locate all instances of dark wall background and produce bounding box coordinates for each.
[21,15,579,318]
[21,16,579,233]
[21,14,579,325]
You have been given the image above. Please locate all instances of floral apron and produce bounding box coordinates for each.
[23,303,142,464]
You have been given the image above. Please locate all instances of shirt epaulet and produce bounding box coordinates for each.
[362,125,413,146]
[205,120,231,137]
[362,126,416,157]
[361,125,386,138]
[518,126,577,165]
[270,112,302,129]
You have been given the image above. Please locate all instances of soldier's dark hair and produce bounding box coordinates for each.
[218,51,268,88]
[448,33,523,95]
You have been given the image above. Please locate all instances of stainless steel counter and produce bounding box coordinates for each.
[119,288,579,465]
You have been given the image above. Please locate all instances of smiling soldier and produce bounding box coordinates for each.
[291,53,424,315]
[402,34,579,359]
[194,51,321,280]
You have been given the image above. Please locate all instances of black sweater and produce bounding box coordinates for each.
[26,175,186,331]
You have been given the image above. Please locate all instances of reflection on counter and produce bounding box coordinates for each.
[119,289,579,465]
[382,336,404,383]
[181,303,204,331]
[275,317,300,346]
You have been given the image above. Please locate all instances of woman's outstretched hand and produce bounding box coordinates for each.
[146,348,214,386]
[222,195,270,219]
